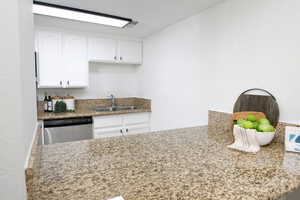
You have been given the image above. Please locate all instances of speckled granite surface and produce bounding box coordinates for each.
[32,125,300,200]
[37,98,151,120]
[208,110,234,143]
[274,122,300,144]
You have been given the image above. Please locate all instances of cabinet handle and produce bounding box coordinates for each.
[120,57,123,61]
[35,52,40,85]
[114,56,117,60]
[67,80,70,87]
[126,128,128,132]
[120,129,123,133]
[60,81,62,87]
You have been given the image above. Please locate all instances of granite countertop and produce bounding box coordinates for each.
[38,108,151,120]
[32,126,300,200]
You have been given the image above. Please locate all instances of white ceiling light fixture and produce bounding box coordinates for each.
[32,1,133,28]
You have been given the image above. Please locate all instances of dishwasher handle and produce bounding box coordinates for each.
[44,117,93,128]
[44,128,53,145]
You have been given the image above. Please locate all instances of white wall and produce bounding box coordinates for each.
[0,0,36,199]
[208,0,300,125]
[139,0,300,131]
[138,11,216,131]
[19,0,38,157]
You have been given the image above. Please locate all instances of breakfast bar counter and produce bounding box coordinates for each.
[31,122,300,200]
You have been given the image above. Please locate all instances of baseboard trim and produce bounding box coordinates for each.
[24,121,40,169]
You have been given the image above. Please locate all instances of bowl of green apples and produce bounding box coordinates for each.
[237,114,276,146]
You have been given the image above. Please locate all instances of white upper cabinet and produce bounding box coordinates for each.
[62,34,88,88]
[118,40,143,64]
[88,36,143,65]
[36,31,63,88]
[88,37,117,62]
[36,28,142,88]
[36,29,89,88]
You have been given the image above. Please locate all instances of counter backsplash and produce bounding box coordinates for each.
[37,97,151,114]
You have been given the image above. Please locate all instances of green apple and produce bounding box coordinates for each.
[252,121,258,129]
[246,114,257,122]
[258,118,270,125]
[243,121,255,129]
[257,124,275,132]
[237,119,246,127]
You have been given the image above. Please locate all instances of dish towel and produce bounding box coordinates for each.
[228,125,260,153]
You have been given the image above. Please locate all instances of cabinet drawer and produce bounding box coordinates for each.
[93,115,123,129]
[125,124,150,136]
[124,113,150,125]
[93,127,122,139]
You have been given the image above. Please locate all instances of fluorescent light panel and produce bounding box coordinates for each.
[32,2,132,28]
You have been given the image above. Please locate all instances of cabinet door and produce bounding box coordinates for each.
[36,31,63,88]
[123,113,151,136]
[88,37,117,62]
[123,113,150,126]
[118,40,142,64]
[93,115,123,129]
[124,125,150,136]
[94,127,123,139]
[62,34,88,88]
[92,113,151,138]
[93,115,123,139]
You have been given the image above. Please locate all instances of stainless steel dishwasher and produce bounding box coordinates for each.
[43,117,93,145]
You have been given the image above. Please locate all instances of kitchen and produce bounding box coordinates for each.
[2,0,300,200]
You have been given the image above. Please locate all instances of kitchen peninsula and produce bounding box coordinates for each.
[29,112,300,200]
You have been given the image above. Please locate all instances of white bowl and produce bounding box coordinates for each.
[255,131,275,146]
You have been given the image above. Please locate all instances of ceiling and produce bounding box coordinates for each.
[34,0,225,38]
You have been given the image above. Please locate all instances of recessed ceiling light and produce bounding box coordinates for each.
[32,1,133,28]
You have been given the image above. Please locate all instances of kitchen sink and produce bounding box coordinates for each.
[95,106,141,112]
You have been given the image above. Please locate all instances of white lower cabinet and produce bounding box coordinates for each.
[125,125,150,136]
[93,127,123,139]
[93,113,151,139]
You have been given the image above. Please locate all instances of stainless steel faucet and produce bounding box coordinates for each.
[109,94,116,108]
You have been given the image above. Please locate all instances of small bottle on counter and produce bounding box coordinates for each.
[47,96,53,112]
[43,93,48,112]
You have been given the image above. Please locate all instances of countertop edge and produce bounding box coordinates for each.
[38,109,152,120]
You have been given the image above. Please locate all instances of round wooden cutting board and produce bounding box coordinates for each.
[233,88,280,126]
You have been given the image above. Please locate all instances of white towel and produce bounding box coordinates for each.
[228,125,260,153]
